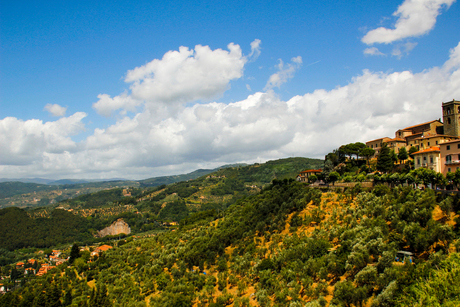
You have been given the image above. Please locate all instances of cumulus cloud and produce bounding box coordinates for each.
[363,47,386,56]
[2,42,460,180]
[124,43,247,104]
[93,92,143,117]
[44,103,67,117]
[0,112,86,165]
[265,56,302,90]
[362,0,455,45]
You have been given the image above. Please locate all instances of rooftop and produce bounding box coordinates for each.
[366,137,391,143]
[300,169,322,174]
[401,120,441,131]
[412,147,440,155]
[413,134,457,140]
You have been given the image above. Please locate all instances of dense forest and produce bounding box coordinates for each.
[0,207,93,252]
[2,180,460,306]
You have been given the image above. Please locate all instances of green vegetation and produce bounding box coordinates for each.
[0,182,53,199]
[0,158,322,254]
[2,180,460,306]
[0,207,93,251]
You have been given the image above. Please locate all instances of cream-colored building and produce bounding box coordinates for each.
[365,137,391,156]
[412,147,441,173]
[410,135,458,151]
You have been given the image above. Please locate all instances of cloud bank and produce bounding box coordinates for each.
[1,41,460,179]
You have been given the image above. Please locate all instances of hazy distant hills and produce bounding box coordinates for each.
[0,165,244,207]
[0,177,128,185]
[0,158,323,209]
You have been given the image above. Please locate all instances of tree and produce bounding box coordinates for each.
[398,147,409,163]
[390,150,398,164]
[408,146,419,158]
[360,147,375,167]
[376,143,393,173]
[308,175,318,183]
[328,172,340,186]
[69,244,80,264]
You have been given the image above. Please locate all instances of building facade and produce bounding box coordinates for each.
[412,147,441,173]
[440,139,460,176]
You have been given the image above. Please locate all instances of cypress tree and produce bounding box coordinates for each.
[377,143,393,173]
[69,244,80,264]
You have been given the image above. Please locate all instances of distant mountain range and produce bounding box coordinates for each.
[0,164,249,186]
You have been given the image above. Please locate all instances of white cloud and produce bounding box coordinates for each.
[248,39,262,61]
[265,56,302,90]
[93,92,143,117]
[363,47,386,56]
[392,42,418,58]
[124,43,247,104]
[2,42,460,180]
[44,103,67,117]
[0,112,86,166]
[362,0,455,45]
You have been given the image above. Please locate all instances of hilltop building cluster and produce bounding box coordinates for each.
[365,99,460,176]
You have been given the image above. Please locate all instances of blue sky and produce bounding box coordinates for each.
[1,0,460,179]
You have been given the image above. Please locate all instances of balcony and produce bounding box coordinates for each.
[445,160,460,165]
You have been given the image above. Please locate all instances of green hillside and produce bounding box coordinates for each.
[1,182,460,306]
[0,182,53,199]
[0,157,323,251]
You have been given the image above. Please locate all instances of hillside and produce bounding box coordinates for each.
[0,157,323,251]
[0,182,53,199]
[0,165,243,209]
[1,182,460,306]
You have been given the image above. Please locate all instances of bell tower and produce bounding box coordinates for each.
[442,99,460,137]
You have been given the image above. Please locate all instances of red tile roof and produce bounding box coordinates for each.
[366,137,391,143]
[413,134,457,140]
[412,147,440,155]
[388,138,406,142]
[440,139,460,145]
[401,120,441,131]
[299,169,322,174]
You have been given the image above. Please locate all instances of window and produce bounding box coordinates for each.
[457,144,460,149]
[447,145,451,150]
[448,118,451,124]
[447,155,452,163]
[436,141,438,145]
[417,158,420,165]
[430,157,433,163]
[448,168,451,172]
[428,142,430,146]
[423,156,427,161]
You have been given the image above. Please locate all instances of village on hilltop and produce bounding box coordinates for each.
[296,99,460,186]
[366,99,460,176]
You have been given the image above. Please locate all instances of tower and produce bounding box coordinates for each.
[442,99,460,137]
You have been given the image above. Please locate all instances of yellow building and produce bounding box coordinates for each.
[412,147,441,172]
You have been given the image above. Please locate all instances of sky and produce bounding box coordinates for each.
[1,0,460,180]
